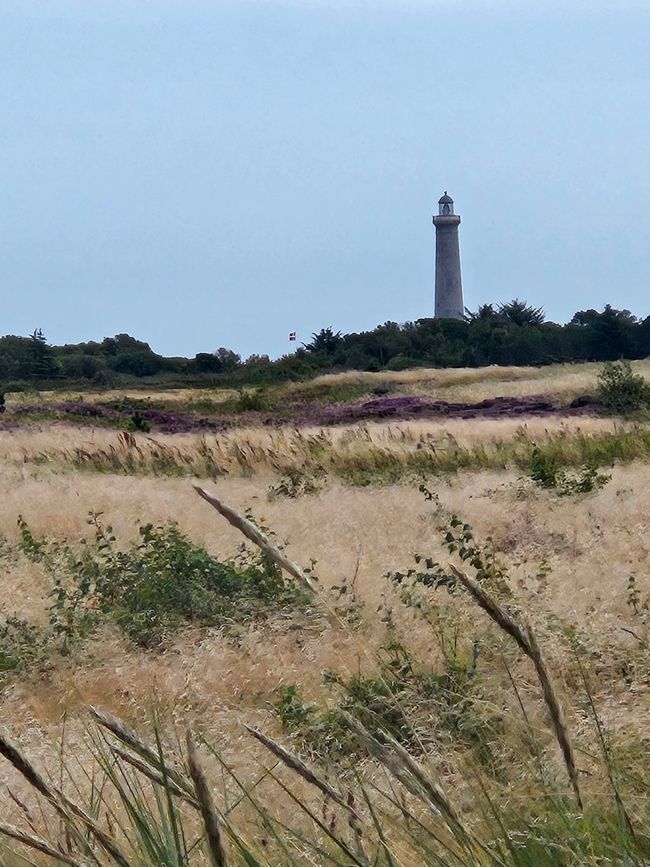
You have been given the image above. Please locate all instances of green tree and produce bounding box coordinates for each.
[194,352,223,373]
[497,299,545,326]
[29,328,56,379]
[304,327,343,354]
[112,351,164,377]
[214,347,241,372]
[465,303,499,322]
[571,306,639,360]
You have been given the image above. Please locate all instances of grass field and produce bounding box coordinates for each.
[0,361,648,864]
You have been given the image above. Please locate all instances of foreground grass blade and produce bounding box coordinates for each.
[90,706,193,796]
[194,486,318,594]
[0,823,87,867]
[186,732,228,867]
[245,725,358,820]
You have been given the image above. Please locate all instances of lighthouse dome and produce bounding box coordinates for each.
[437,192,455,215]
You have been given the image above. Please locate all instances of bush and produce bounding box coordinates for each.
[597,360,650,413]
[235,387,268,412]
[527,444,560,488]
[112,350,164,377]
[60,355,106,380]
[129,411,151,432]
[385,353,417,371]
[92,368,114,386]
[18,514,305,649]
[193,352,223,373]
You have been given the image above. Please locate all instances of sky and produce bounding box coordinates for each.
[1,0,649,359]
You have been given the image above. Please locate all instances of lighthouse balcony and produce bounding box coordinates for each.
[432,213,461,226]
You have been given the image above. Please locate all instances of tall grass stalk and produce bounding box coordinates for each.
[194,486,318,594]
[186,732,228,867]
[25,423,650,486]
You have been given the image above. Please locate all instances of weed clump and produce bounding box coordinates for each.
[267,468,324,499]
[235,387,268,412]
[526,445,610,495]
[273,636,497,769]
[0,617,49,674]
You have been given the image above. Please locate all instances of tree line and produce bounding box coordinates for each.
[1,301,649,390]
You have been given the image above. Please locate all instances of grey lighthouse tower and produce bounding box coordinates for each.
[433,192,464,319]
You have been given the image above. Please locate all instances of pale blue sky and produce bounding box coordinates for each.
[1,0,649,358]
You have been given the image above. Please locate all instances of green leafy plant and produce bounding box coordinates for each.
[527,443,560,488]
[18,513,306,650]
[0,617,49,675]
[526,446,610,495]
[235,386,268,412]
[597,359,650,413]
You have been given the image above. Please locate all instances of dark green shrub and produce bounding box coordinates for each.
[112,350,164,377]
[129,412,151,432]
[386,354,416,371]
[597,360,650,413]
[194,352,223,373]
[61,355,105,380]
[1,380,36,394]
[92,368,114,386]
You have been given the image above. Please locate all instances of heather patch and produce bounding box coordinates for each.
[292,393,599,427]
[4,387,604,433]
[11,400,231,434]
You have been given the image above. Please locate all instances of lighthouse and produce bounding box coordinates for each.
[433,192,464,319]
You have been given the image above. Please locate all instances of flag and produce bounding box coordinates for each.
[288,331,296,341]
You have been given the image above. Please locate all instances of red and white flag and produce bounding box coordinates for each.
[288,331,297,342]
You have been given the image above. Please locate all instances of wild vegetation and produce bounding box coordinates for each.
[0,359,647,865]
[0,490,647,864]
[597,359,650,413]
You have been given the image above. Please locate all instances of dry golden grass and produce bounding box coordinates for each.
[306,358,650,402]
[0,367,649,856]
[0,415,638,484]
[0,462,647,843]
[2,462,648,616]
[0,482,647,864]
[5,386,240,408]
